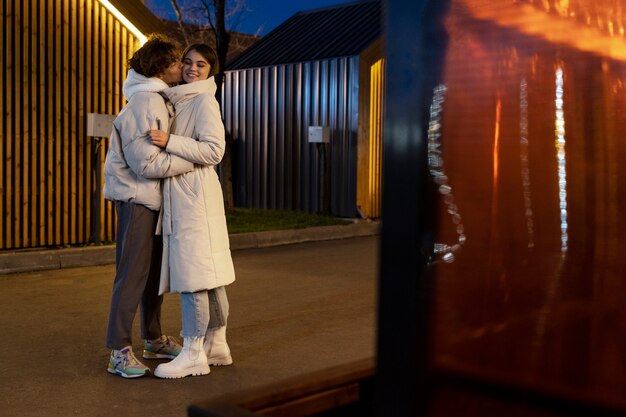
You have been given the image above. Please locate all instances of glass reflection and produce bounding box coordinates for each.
[427,84,466,264]
[519,78,535,248]
[519,0,626,39]
[430,0,626,411]
[554,66,568,252]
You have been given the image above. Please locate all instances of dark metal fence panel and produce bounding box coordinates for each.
[223,56,360,217]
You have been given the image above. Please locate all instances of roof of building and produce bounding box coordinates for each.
[227,0,382,70]
[109,0,163,35]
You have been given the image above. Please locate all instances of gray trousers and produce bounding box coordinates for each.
[106,201,163,350]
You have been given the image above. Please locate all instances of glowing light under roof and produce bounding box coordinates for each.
[98,0,148,45]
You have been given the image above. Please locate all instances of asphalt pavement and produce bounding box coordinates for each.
[0,226,379,417]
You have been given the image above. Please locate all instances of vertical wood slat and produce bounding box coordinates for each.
[15,0,20,245]
[95,1,106,242]
[104,7,113,243]
[74,0,83,243]
[26,0,32,246]
[1,0,5,247]
[84,0,91,242]
[22,0,31,247]
[63,0,70,244]
[15,0,23,247]
[114,20,121,116]
[91,0,97,241]
[106,11,114,240]
[30,0,38,246]
[38,0,46,245]
[99,2,111,241]
[29,0,37,246]
[46,0,54,245]
[4,1,17,245]
[54,0,62,245]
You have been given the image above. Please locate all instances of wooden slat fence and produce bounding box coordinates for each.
[1,0,139,250]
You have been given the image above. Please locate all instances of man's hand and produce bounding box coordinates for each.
[149,130,170,149]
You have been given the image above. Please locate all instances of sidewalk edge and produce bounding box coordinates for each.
[0,221,380,275]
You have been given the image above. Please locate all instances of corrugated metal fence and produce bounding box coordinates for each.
[222,56,360,217]
[1,0,136,250]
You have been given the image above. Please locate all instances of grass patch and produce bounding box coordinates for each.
[225,208,352,234]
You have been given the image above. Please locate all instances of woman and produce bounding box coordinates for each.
[148,44,236,379]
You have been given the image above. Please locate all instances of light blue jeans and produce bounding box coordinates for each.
[180,287,229,338]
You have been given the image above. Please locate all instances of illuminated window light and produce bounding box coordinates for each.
[98,0,148,45]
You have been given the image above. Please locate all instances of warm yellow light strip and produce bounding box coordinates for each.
[98,0,148,45]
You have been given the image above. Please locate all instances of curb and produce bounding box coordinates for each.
[0,221,380,275]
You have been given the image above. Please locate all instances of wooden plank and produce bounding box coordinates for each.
[29,0,37,246]
[93,0,100,240]
[54,0,62,245]
[62,0,70,244]
[106,12,115,112]
[42,0,55,246]
[7,0,13,249]
[38,0,47,245]
[121,27,127,107]
[96,1,108,242]
[113,20,120,114]
[0,0,5,248]
[20,0,28,247]
[5,0,11,248]
[47,0,55,245]
[85,0,92,243]
[106,10,114,240]
[68,0,77,244]
[21,0,29,247]
[99,3,110,241]
[14,0,22,248]
[75,0,83,243]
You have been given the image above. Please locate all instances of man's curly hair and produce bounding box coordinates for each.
[128,34,180,78]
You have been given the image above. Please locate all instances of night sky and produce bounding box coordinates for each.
[144,0,353,36]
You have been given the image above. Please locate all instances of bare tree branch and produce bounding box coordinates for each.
[204,0,216,32]
[169,0,190,46]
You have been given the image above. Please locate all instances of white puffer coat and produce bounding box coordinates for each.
[103,69,194,210]
[158,77,236,294]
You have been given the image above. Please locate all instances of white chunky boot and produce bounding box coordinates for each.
[154,337,210,379]
[204,326,233,366]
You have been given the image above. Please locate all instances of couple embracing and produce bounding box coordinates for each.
[103,35,234,379]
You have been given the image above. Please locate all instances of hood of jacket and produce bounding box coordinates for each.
[163,77,217,107]
[122,69,170,101]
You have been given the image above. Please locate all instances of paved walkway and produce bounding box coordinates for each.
[0,236,378,417]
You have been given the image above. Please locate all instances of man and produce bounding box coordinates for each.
[103,35,191,378]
